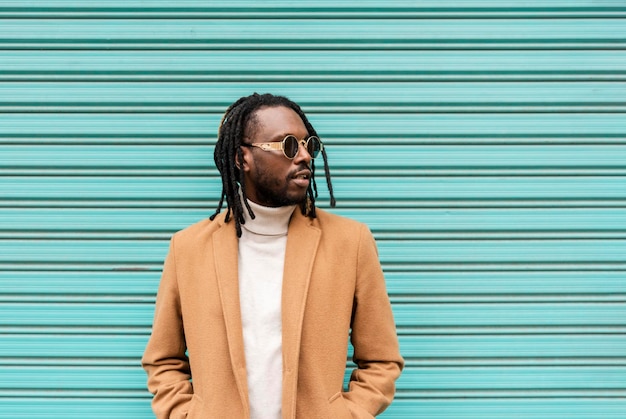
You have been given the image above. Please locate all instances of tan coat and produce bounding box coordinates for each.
[142,208,404,419]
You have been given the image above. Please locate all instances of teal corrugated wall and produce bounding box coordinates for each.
[2,1,626,417]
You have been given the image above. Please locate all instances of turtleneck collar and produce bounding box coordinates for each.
[241,199,296,236]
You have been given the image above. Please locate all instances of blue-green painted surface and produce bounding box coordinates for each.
[0,1,625,418]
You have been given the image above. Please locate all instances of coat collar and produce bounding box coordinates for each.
[211,209,322,418]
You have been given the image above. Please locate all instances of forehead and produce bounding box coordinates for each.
[248,105,307,140]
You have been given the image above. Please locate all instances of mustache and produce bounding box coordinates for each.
[289,163,311,174]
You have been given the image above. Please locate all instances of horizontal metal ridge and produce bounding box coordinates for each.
[3,200,626,210]
[4,106,625,113]
[2,301,626,327]
[6,169,626,177]
[1,113,625,140]
[0,0,625,19]
[5,333,626,360]
[1,397,626,418]
[3,270,626,295]
[1,207,624,232]
[3,294,626,304]
[0,82,625,112]
[3,145,626,171]
[1,238,626,264]
[4,325,626,336]
[1,365,625,391]
[0,81,626,105]
[2,51,625,82]
[1,177,624,202]
[0,19,625,50]
[7,231,624,242]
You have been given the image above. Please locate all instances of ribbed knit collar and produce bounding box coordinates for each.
[241,199,296,236]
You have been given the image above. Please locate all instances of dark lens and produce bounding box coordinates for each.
[307,136,321,158]
[283,135,299,158]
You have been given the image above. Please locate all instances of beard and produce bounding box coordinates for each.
[249,164,309,207]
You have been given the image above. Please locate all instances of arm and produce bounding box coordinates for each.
[142,237,194,419]
[343,225,404,417]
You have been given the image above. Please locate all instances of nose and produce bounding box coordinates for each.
[293,139,312,165]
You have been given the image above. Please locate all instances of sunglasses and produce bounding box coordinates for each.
[242,135,323,159]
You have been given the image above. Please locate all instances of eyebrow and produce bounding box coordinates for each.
[273,133,310,141]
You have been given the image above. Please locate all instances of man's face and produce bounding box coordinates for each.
[239,105,313,207]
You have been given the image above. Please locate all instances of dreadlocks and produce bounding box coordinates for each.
[210,92,336,237]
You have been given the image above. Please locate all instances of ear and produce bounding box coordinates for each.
[236,146,253,173]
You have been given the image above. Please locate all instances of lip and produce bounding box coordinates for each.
[293,169,311,179]
[291,170,311,187]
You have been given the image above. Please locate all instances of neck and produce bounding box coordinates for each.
[241,199,296,236]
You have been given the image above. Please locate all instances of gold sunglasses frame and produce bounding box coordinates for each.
[242,135,323,159]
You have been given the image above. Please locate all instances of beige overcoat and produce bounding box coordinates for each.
[142,208,404,419]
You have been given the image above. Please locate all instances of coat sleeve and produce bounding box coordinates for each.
[343,224,404,417]
[141,236,194,419]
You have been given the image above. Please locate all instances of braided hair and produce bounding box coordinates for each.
[210,93,336,237]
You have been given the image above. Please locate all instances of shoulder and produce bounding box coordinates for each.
[170,211,231,246]
[312,208,371,238]
[310,209,381,267]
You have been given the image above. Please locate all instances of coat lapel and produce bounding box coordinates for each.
[212,215,249,414]
[281,210,321,418]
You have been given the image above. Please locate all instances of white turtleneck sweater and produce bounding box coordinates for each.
[238,199,296,419]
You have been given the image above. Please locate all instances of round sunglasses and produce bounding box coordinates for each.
[241,135,323,159]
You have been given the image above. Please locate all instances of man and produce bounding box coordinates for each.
[142,93,403,419]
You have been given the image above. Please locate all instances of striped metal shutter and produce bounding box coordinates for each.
[2,1,626,417]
